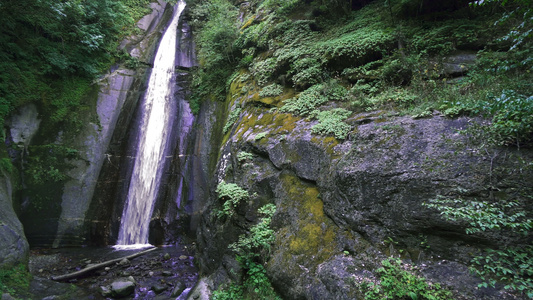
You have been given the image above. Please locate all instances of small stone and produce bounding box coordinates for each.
[162,271,172,277]
[163,253,171,260]
[149,271,154,276]
[171,282,186,297]
[151,284,167,294]
[104,267,111,271]
[2,293,16,300]
[99,285,112,297]
[179,255,188,260]
[119,258,130,266]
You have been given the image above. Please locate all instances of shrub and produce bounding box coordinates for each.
[237,151,254,162]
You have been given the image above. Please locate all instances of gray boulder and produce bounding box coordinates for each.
[0,170,29,268]
[110,278,136,298]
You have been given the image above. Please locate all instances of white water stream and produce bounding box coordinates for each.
[116,1,186,248]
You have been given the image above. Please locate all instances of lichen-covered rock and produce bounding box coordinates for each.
[194,90,533,299]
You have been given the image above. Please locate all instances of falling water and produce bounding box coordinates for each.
[116,1,186,248]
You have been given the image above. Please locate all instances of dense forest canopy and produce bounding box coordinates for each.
[0,0,155,130]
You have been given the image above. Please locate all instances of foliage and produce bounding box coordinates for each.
[471,246,533,297]
[223,105,242,134]
[25,144,79,185]
[0,264,32,295]
[488,90,533,146]
[311,108,352,140]
[229,204,277,261]
[0,0,152,126]
[424,196,532,235]
[215,181,249,218]
[237,151,254,162]
[259,84,284,98]
[424,195,532,297]
[188,0,239,104]
[213,262,281,300]
[255,132,268,141]
[290,57,325,89]
[362,257,452,300]
[0,158,13,174]
[280,80,348,116]
[214,204,280,300]
[250,58,278,87]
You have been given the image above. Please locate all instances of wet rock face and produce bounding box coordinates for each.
[194,100,533,299]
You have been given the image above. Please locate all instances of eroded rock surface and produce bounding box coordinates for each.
[192,91,533,299]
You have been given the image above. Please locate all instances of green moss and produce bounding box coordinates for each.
[0,264,31,296]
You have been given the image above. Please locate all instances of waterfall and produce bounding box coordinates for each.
[115,1,186,248]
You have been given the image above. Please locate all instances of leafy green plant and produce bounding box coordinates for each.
[424,195,532,297]
[424,196,532,235]
[250,58,278,86]
[259,84,283,98]
[223,105,242,134]
[25,144,79,185]
[255,132,268,141]
[215,181,249,218]
[362,257,452,300]
[280,80,347,116]
[0,158,13,174]
[229,204,276,261]
[237,151,254,162]
[214,204,280,300]
[311,108,352,140]
[471,246,533,297]
[488,90,533,146]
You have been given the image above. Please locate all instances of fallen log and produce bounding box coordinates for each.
[51,247,157,281]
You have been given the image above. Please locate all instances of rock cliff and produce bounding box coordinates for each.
[191,87,532,299]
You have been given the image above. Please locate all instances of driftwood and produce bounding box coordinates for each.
[51,247,157,281]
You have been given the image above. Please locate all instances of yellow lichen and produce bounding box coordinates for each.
[278,174,338,261]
